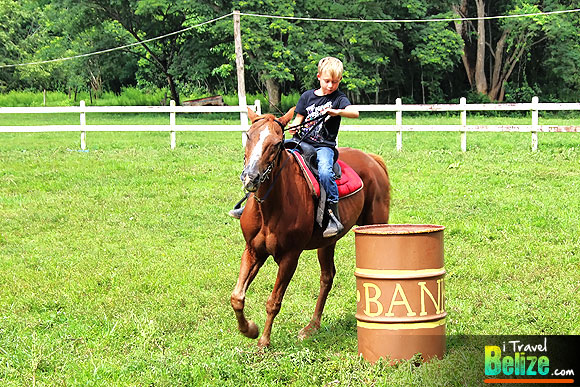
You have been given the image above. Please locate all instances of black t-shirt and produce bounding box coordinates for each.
[294,89,351,148]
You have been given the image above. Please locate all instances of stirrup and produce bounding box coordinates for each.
[323,203,343,238]
[229,205,245,219]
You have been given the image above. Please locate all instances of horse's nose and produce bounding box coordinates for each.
[241,169,260,192]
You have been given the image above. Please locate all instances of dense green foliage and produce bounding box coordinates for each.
[1,1,580,105]
[1,130,579,385]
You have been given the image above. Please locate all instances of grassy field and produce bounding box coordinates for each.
[0,129,579,386]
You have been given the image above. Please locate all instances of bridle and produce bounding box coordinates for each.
[243,113,329,204]
[243,116,285,185]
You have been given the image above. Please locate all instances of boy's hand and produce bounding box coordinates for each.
[327,106,359,119]
[288,114,305,135]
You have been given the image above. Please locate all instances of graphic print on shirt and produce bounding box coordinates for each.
[300,101,332,143]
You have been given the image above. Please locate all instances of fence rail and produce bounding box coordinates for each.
[346,97,580,151]
[2,97,580,151]
[0,100,258,150]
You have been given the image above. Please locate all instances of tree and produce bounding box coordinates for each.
[453,0,548,101]
[0,0,49,91]
[411,15,464,102]
[56,0,230,105]
[528,0,580,101]
[293,0,402,104]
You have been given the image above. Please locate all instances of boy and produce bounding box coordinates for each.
[288,56,359,237]
[229,57,358,238]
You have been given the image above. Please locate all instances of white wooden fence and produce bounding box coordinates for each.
[0,100,260,150]
[345,97,580,152]
[1,96,580,151]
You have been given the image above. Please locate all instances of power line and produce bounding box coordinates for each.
[240,8,580,23]
[0,13,233,69]
[2,8,580,69]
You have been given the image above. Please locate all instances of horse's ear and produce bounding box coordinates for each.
[247,107,259,123]
[277,107,296,127]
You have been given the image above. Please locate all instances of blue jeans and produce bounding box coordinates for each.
[316,146,339,204]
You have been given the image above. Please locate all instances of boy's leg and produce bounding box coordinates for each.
[316,147,343,238]
[316,147,339,203]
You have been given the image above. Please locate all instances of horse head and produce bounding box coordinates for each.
[241,107,295,192]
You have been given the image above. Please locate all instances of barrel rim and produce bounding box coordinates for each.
[356,316,447,328]
[355,267,446,279]
[354,224,445,235]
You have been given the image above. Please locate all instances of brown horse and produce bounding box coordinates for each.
[231,107,390,347]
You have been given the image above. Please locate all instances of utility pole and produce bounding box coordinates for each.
[233,10,248,145]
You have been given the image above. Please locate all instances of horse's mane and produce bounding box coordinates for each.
[253,113,276,123]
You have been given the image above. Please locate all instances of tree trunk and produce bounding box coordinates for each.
[489,31,508,99]
[474,0,488,95]
[167,74,180,106]
[453,0,474,87]
[454,0,541,101]
[375,64,380,104]
[420,67,426,104]
[265,77,281,111]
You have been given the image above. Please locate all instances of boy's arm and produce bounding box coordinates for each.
[326,105,359,119]
[287,113,305,135]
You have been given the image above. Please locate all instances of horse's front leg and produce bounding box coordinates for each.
[231,246,267,339]
[258,251,300,347]
[298,243,336,340]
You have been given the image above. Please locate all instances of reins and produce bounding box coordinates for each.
[248,113,329,204]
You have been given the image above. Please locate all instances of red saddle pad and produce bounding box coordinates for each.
[291,151,364,199]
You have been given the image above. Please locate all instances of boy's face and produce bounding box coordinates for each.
[317,70,342,95]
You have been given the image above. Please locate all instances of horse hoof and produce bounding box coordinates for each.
[257,337,270,348]
[298,323,319,340]
[242,321,259,339]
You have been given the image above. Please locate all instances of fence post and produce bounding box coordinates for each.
[255,99,261,115]
[80,100,86,150]
[396,98,403,151]
[531,96,539,152]
[170,100,176,149]
[460,97,467,152]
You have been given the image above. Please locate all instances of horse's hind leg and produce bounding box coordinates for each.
[298,243,336,340]
[258,251,300,347]
[231,246,267,340]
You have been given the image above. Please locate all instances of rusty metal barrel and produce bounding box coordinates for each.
[354,224,446,363]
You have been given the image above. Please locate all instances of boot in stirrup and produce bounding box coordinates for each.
[323,202,344,238]
[228,205,245,219]
[228,193,249,219]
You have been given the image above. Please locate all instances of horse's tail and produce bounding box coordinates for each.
[368,153,391,216]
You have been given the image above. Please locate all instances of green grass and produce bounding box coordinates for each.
[0,89,169,107]
[1,130,579,385]
[0,112,244,126]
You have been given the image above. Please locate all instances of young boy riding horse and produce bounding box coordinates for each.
[230,56,359,238]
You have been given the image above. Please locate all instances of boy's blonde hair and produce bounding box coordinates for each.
[318,57,343,80]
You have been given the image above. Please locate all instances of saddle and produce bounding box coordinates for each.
[284,139,342,179]
[284,140,364,227]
